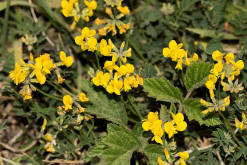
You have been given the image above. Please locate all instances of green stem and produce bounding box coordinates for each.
[58,33,65,50]
[1,0,10,53]
[128,117,139,123]
[77,60,83,93]
[95,52,101,70]
[35,86,62,101]
[85,122,97,141]
[218,111,242,148]
[47,81,66,94]
[127,94,143,120]
[128,38,146,62]
[64,80,77,94]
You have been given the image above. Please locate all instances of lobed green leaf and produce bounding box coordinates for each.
[81,80,128,125]
[185,62,212,92]
[184,98,222,126]
[143,78,183,103]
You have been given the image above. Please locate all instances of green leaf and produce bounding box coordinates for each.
[144,78,183,103]
[160,105,170,123]
[142,63,157,78]
[183,99,222,126]
[185,62,212,92]
[85,141,106,162]
[143,144,165,165]
[0,0,34,12]
[206,40,223,54]
[81,80,128,125]
[102,124,142,165]
[186,28,238,40]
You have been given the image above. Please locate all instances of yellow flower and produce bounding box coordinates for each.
[151,120,164,144]
[210,62,223,76]
[212,50,224,62]
[92,71,111,88]
[108,24,117,35]
[171,113,187,131]
[104,60,116,72]
[41,118,47,131]
[223,96,230,107]
[87,37,97,52]
[44,133,52,142]
[74,27,97,52]
[142,112,164,144]
[61,0,74,17]
[205,80,215,91]
[233,60,244,71]
[123,77,131,91]
[117,6,130,15]
[59,51,73,67]
[98,27,107,36]
[114,64,135,76]
[200,99,210,106]
[235,112,246,131]
[117,23,131,34]
[105,7,113,16]
[19,87,32,100]
[95,18,105,25]
[164,148,170,162]
[175,58,183,70]
[9,62,29,85]
[84,0,97,10]
[235,118,244,130]
[63,95,73,111]
[163,40,183,59]
[142,112,159,131]
[106,75,123,95]
[224,53,235,64]
[208,74,217,83]
[79,92,89,102]
[30,53,54,85]
[136,75,143,86]
[178,152,189,165]
[157,157,166,165]
[164,121,177,138]
[34,69,46,84]
[44,143,55,153]
[61,0,96,23]
[57,74,65,84]
[99,39,113,56]
[191,53,199,61]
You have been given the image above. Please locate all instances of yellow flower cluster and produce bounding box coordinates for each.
[92,41,143,95]
[177,151,189,165]
[9,51,73,100]
[200,96,230,114]
[61,92,89,112]
[235,112,246,131]
[58,93,91,124]
[61,0,97,23]
[75,27,98,52]
[142,112,164,144]
[157,148,189,165]
[163,40,198,70]
[142,112,187,144]
[44,133,56,153]
[94,0,131,36]
[205,50,244,99]
[164,112,187,139]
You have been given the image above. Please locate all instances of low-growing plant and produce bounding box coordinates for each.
[1,0,247,164]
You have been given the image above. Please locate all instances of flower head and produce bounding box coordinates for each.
[59,51,73,67]
[63,95,73,111]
